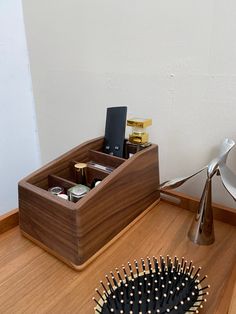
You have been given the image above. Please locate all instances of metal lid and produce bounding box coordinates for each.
[67,184,90,202]
[68,184,90,198]
[74,163,87,170]
[48,186,64,195]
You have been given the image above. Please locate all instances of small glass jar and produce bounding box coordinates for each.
[67,184,90,202]
[48,186,64,195]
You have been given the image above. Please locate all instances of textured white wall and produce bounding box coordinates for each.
[22,0,236,208]
[0,0,41,214]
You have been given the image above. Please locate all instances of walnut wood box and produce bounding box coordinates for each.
[18,137,160,269]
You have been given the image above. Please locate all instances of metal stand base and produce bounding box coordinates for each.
[188,179,215,245]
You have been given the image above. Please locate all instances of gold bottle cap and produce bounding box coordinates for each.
[127,118,152,128]
[74,163,87,170]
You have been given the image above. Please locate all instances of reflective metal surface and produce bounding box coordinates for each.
[219,164,236,201]
[160,167,206,191]
[159,138,236,245]
[207,138,235,179]
[188,179,215,245]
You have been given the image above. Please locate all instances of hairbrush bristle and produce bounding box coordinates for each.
[94,256,209,313]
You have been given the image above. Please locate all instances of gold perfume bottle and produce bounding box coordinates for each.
[125,118,152,158]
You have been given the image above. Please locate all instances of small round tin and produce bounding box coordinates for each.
[67,184,90,202]
[48,186,64,195]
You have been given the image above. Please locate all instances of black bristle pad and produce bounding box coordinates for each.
[94,256,209,314]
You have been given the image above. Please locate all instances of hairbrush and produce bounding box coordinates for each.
[93,255,209,313]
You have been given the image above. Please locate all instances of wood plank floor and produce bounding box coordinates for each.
[0,201,235,313]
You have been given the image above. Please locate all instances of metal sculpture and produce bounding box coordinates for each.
[160,138,236,245]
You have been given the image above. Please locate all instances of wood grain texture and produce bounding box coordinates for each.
[0,209,19,234]
[229,265,236,314]
[0,201,235,314]
[75,143,160,264]
[219,261,236,314]
[21,199,160,271]
[69,160,110,185]
[19,182,78,263]
[48,174,76,192]
[19,137,160,266]
[85,165,110,185]
[161,190,236,226]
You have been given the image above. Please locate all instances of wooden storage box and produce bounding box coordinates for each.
[18,137,160,269]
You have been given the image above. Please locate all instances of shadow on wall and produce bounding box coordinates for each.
[0,0,41,215]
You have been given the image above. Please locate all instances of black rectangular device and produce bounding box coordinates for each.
[104,106,127,158]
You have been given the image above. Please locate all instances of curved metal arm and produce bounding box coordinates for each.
[219,164,236,201]
[207,138,235,179]
[159,167,206,190]
[160,138,236,194]
[159,138,236,246]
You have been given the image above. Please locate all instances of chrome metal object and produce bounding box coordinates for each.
[159,138,236,245]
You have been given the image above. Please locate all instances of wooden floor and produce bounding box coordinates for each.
[0,201,236,313]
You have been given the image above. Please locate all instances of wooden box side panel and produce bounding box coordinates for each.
[76,144,160,264]
[18,184,79,264]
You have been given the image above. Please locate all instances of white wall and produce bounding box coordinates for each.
[0,0,41,215]
[22,0,236,208]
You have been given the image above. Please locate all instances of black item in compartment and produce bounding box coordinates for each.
[104,106,127,158]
